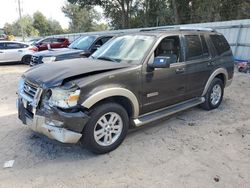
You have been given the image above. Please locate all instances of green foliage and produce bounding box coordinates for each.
[4,15,39,37]
[68,0,250,29]
[62,3,107,32]
[47,19,64,35]
[3,11,64,37]
[33,11,50,36]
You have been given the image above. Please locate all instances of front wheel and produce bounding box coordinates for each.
[81,102,129,154]
[201,78,224,110]
[21,55,31,65]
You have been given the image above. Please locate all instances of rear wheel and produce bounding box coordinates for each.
[21,55,31,65]
[238,67,243,72]
[201,78,224,110]
[81,102,129,154]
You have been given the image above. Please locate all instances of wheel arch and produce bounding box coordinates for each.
[21,54,32,64]
[81,88,140,118]
[202,68,228,96]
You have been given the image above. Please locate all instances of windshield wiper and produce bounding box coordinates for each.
[96,56,118,63]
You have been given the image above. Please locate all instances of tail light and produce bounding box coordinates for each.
[29,46,38,52]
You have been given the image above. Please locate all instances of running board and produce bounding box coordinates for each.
[133,97,205,127]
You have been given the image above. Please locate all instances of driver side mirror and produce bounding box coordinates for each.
[149,55,177,69]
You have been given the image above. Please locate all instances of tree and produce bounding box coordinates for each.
[4,15,39,37]
[68,0,135,29]
[48,19,64,35]
[33,11,50,36]
[62,3,101,32]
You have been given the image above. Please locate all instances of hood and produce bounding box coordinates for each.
[34,48,84,57]
[24,58,131,88]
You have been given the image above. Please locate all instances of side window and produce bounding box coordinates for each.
[0,43,5,49]
[210,34,230,55]
[200,35,209,57]
[52,38,65,43]
[94,39,103,46]
[41,38,51,44]
[5,43,22,49]
[58,38,65,43]
[101,37,112,45]
[19,43,28,48]
[185,35,203,61]
[154,35,181,63]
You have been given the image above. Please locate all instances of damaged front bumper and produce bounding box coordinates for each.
[17,97,89,144]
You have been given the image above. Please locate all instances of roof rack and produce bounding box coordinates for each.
[140,26,215,32]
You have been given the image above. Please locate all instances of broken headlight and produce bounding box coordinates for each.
[48,86,81,109]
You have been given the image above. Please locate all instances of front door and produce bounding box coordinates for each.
[141,35,188,114]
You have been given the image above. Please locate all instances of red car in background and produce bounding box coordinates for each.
[33,37,70,51]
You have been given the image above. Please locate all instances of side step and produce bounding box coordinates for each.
[133,97,205,127]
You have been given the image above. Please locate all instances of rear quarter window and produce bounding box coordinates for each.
[210,34,230,55]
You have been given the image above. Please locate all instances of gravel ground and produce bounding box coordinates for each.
[0,65,249,188]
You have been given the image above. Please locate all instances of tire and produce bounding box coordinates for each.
[81,102,129,154]
[21,55,31,65]
[200,78,224,110]
[238,67,243,72]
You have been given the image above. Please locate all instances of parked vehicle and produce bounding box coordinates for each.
[27,38,42,45]
[30,34,114,66]
[0,41,38,64]
[0,29,6,41]
[237,61,250,73]
[34,37,69,51]
[17,27,234,154]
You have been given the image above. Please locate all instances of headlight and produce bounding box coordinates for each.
[48,87,80,108]
[42,56,56,64]
[17,78,24,95]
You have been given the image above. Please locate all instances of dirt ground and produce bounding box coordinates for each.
[0,64,249,188]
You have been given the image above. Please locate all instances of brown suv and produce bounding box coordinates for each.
[17,27,234,154]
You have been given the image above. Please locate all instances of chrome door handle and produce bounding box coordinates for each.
[175,68,185,74]
[18,50,23,52]
[0,51,3,53]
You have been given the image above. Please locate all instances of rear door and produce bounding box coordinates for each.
[184,34,213,98]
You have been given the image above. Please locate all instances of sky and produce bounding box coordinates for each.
[0,0,69,29]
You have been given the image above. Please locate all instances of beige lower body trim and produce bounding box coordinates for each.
[82,87,140,118]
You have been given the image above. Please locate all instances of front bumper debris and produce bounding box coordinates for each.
[18,97,89,144]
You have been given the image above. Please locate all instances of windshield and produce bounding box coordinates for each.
[69,35,97,50]
[91,35,155,64]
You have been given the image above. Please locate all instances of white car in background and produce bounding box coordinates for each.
[0,41,38,64]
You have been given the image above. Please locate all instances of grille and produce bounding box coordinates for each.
[23,81,38,99]
[31,55,40,65]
